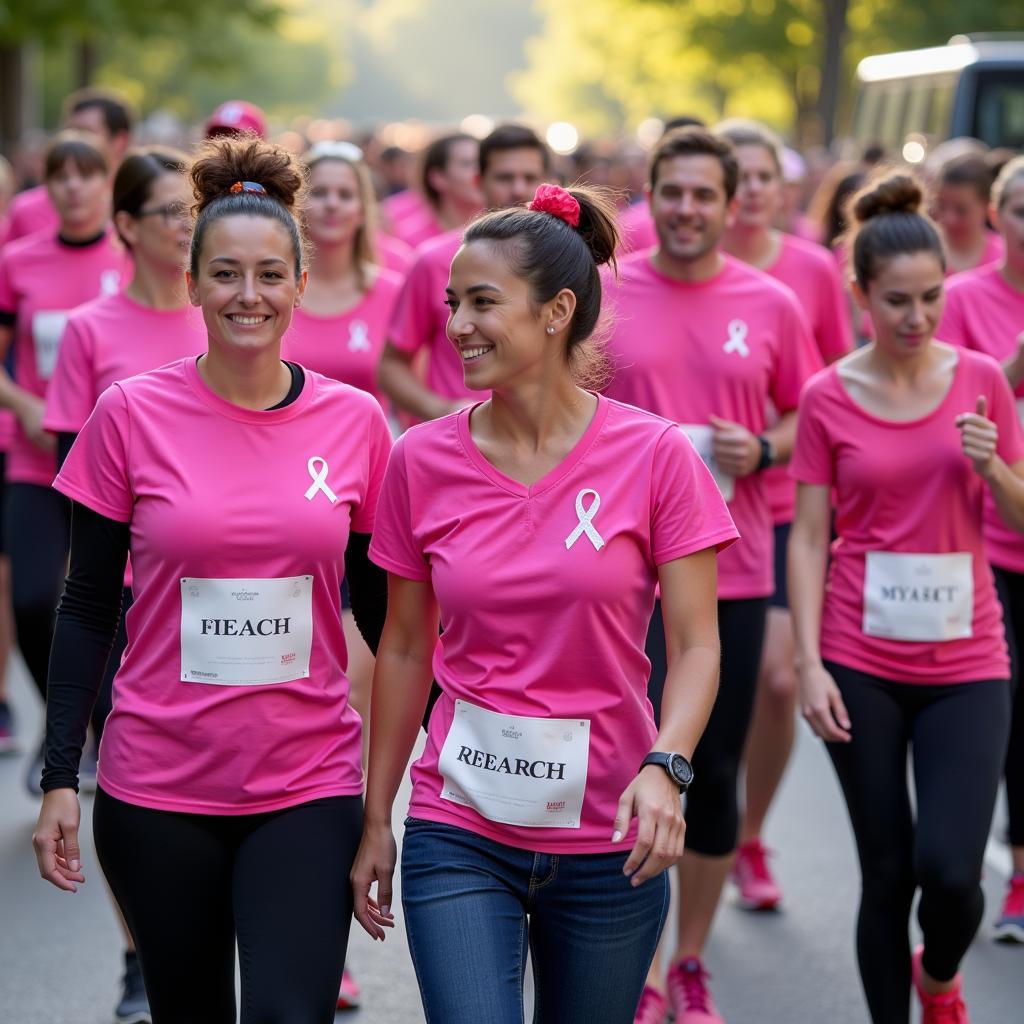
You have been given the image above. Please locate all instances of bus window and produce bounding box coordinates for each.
[926,76,957,138]
[974,70,1024,148]
[880,84,907,148]
[903,79,933,137]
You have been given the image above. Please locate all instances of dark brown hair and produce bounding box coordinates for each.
[63,87,134,138]
[189,134,307,277]
[939,152,996,204]
[479,124,550,178]
[714,119,783,175]
[649,126,739,199]
[848,173,945,288]
[463,184,618,387]
[421,133,478,208]
[44,131,108,181]
[113,147,188,248]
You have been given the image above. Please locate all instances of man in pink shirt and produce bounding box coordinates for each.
[377,124,551,422]
[604,126,821,1024]
[1,88,134,248]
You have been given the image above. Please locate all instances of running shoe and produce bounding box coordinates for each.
[0,699,20,755]
[337,968,362,1010]
[993,873,1024,944]
[634,984,668,1024]
[114,950,151,1024]
[911,946,970,1024]
[667,957,725,1024]
[731,838,781,910]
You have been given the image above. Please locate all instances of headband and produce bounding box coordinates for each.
[228,180,267,195]
[306,140,364,164]
[527,183,580,228]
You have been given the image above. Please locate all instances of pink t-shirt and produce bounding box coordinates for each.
[369,395,738,853]
[940,263,1024,573]
[282,268,403,407]
[0,230,128,484]
[376,234,414,277]
[53,358,392,814]
[790,350,1024,683]
[761,233,854,524]
[394,207,444,251]
[0,185,58,246]
[948,231,1005,277]
[604,253,822,599]
[381,189,428,232]
[388,229,474,402]
[619,202,657,254]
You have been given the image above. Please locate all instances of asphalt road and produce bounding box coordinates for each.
[1,653,1019,1023]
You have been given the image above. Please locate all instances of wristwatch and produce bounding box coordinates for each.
[756,435,775,472]
[640,752,694,792]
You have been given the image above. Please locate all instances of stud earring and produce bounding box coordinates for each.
[546,325,555,335]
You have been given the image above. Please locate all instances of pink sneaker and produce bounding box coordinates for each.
[667,957,725,1024]
[731,838,781,910]
[634,984,668,1024]
[911,946,970,1024]
[993,872,1024,943]
[337,968,362,1010]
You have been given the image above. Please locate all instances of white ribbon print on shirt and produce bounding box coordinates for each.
[723,319,750,358]
[565,489,605,551]
[304,456,338,504]
[348,319,371,352]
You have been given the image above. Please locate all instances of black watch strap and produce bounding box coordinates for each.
[640,752,693,792]
[756,435,774,472]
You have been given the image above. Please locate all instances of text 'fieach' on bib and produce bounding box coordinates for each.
[180,576,314,685]
[438,700,591,829]
[679,425,735,501]
[862,552,974,643]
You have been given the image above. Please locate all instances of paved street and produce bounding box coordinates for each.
[1,653,1019,1023]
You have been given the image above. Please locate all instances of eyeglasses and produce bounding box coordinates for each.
[136,203,190,225]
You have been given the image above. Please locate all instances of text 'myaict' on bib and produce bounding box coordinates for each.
[180,576,314,685]
[438,699,591,829]
[862,552,974,643]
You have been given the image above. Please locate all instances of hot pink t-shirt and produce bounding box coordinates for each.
[948,231,1005,277]
[394,207,445,251]
[0,185,58,246]
[282,268,403,408]
[369,395,738,853]
[387,229,473,402]
[940,263,1024,573]
[790,350,1024,683]
[376,234,413,277]
[53,358,392,814]
[0,230,128,484]
[619,202,657,254]
[604,253,822,599]
[381,190,428,233]
[761,233,854,524]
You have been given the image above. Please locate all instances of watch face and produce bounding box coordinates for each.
[669,754,693,786]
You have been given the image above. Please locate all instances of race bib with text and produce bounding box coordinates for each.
[32,310,69,380]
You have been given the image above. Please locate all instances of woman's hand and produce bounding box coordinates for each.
[16,395,55,452]
[956,396,999,479]
[709,416,761,478]
[32,788,85,892]
[797,661,851,742]
[350,819,397,941]
[612,765,686,886]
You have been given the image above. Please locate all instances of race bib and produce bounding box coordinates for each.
[679,424,735,501]
[32,311,69,380]
[862,552,973,642]
[180,576,313,685]
[438,700,590,829]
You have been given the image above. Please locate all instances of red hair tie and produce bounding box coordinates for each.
[528,184,580,228]
[229,180,267,195]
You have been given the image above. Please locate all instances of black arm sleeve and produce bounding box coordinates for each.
[41,502,130,793]
[345,531,387,656]
[57,431,77,472]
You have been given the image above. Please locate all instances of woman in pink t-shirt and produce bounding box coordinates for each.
[790,174,1024,1024]
[351,184,737,1023]
[0,131,126,790]
[939,154,1024,942]
[934,152,1006,277]
[32,136,392,1022]
[717,119,853,913]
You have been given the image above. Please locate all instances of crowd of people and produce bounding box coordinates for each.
[1,87,1022,1024]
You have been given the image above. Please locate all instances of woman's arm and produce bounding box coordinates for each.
[0,323,54,451]
[956,396,1024,533]
[344,532,388,655]
[351,573,439,939]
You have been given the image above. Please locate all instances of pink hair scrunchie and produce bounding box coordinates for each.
[527,183,581,228]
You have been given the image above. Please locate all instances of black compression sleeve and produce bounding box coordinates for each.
[345,532,387,656]
[57,431,76,472]
[42,502,130,792]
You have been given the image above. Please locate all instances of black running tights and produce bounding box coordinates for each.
[824,663,1010,1024]
[994,566,1024,847]
[94,789,363,1024]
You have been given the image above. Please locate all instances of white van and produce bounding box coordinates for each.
[852,35,1024,158]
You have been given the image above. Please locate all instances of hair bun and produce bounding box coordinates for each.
[852,173,923,223]
[190,134,306,216]
[566,186,619,269]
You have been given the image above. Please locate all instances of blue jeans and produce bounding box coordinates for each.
[401,818,669,1024]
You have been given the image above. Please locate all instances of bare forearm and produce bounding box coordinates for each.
[378,348,455,421]
[788,531,829,669]
[985,458,1024,534]
[763,410,798,465]
[655,644,719,758]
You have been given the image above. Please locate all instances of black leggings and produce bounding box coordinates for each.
[4,482,70,701]
[647,597,768,857]
[824,662,1010,1024]
[94,789,363,1024]
[994,566,1024,847]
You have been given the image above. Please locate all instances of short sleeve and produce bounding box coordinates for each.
[985,359,1024,467]
[937,285,970,348]
[650,426,739,565]
[43,314,96,432]
[813,256,854,363]
[770,293,823,413]
[350,397,394,534]
[387,250,443,356]
[53,384,134,522]
[789,376,835,486]
[368,435,430,580]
